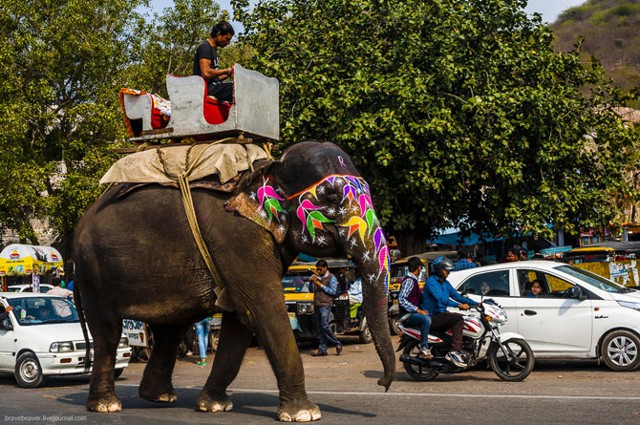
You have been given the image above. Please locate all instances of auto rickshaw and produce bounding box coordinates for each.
[561,243,640,287]
[282,258,372,344]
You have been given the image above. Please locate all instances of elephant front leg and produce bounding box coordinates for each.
[252,305,321,421]
[197,309,319,421]
[139,325,182,403]
[196,311,252,412]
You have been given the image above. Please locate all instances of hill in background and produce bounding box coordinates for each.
[552,0,640,93]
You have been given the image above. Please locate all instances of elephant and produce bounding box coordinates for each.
[72,141,395,421]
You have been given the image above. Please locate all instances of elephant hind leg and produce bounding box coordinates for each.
[139,324,183,403]
[196,311,252,412]
[85,312,123,413]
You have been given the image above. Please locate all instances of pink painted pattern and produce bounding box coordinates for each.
[292,174,389,279]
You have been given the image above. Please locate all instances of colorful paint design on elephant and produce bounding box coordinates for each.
[252,179,287,222]
[291,174,389,281]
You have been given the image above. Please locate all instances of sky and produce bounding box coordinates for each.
[150,0,589,30]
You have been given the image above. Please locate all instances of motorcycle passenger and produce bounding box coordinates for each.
[398,257,433,360]
[421,256,479,368]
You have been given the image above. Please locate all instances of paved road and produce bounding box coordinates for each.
[1,337,640,424]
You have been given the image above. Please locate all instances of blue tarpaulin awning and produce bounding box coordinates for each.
[429,231,503,246]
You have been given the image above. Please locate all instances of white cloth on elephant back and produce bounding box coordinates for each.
[100,143,269,185]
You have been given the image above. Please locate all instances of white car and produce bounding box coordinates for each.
[447,260,640,371]
[0,292,131,387]
[7,284,54,293]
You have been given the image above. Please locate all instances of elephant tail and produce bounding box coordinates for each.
[73,283,92,373]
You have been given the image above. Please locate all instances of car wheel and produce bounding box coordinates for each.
[601,330,640,371]
[358,319,373,344]
[114,368,124,379]
[15,352,45,388]
[176,337,188,358]
[209,330,220,352]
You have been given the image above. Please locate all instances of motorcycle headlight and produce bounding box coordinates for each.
[297,303,314,315]
[50,341,74,353]
[618,301,640,312]
[118,337,129,349]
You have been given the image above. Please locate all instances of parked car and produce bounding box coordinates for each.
[0,292,131,387]
[7,284,54,293]
[447,260,640,371]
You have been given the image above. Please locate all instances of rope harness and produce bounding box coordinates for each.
[154,137,270,311]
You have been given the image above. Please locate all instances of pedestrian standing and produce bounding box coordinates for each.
[195,316,213,366]
[310,260,343,356]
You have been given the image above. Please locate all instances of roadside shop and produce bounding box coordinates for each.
[0,244,64,291]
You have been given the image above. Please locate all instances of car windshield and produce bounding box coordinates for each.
[282,274,311,293]
[7,296,79,326]
[556,265,635,293]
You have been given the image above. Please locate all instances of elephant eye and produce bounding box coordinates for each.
[324,192,340,205]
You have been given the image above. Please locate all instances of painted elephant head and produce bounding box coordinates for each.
[230,141,395,389]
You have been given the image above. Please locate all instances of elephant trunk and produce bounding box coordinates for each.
[354,252,396,390]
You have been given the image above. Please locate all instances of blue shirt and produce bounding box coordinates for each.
[421,275,478,316]
[453,259,477,271]
[319,273,338,296]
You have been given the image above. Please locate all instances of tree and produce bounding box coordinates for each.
[233,0,640,254]
[0,0,148,252]
[0,0,234,259]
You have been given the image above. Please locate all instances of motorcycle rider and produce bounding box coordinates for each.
[398,257,433,360]
[421,256,479,368]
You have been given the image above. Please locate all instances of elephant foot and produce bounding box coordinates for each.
[86,394,122,413]
[195,391,233,412]
[277,401,321,422]
[139,385,177,403]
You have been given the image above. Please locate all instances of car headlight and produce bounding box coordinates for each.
[118,337,129,349]
[297,303,314,315]
[50,341,74,353]
[618,301,640,312]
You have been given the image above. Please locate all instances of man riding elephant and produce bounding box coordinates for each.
[73,141,395,421]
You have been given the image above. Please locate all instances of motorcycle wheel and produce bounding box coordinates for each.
[389,317,400,336]
[402,340,439,381]
[488,338,534,382]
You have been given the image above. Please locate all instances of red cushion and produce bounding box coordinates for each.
[204,97,230,124]
[151,107,167,129]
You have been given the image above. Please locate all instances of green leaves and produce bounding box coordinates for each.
[0,0,241,251]
[237,0,640,245]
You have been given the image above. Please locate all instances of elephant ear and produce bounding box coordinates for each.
[226,160,289,243]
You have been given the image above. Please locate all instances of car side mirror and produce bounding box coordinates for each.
[0,318,12,330]
[569,286,587,301]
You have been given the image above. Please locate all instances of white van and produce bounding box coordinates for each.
[0,292,131,387]
[447,260,640,371]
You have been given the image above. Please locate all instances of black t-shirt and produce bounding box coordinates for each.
[193,41,220,85]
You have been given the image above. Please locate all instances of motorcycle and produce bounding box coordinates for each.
[397,298,534,382]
